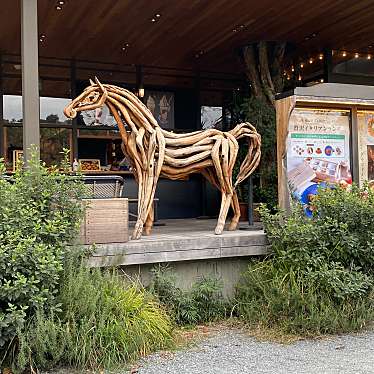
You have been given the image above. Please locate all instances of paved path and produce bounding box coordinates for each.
[130,328,374,374]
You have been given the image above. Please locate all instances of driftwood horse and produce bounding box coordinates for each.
[64,79,261,239]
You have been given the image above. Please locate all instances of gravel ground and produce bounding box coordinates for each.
[128,327,374,374]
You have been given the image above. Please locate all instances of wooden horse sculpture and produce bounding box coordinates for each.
[64,79,261,240]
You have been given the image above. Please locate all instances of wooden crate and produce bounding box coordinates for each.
[80,198,129,244]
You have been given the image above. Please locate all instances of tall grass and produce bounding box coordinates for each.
[235,260,374,336]
[15,260,172,372]
[149,265,228,326]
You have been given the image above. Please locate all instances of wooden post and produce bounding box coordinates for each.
[70,59,78,160]
[323,48,333,83]
[247,175,254,226]
[351,107,360,185]
[276,95,296,211]
[136,65,144,103]
[21,0,40,162]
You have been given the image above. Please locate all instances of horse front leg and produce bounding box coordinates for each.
[132,171,150,240]
[215,192,232,235]
[133,161,160,240]
[144,204,154,236]
[228,191,240,231]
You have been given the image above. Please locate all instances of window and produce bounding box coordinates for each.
[3,95,22,124]
[3,95,72,125]
[201,106,222,130]
[40,97,72,125]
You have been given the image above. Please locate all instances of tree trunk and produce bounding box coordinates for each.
[239,41,286,108]
[238,41,287,205]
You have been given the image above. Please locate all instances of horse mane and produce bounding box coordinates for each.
[104,84,160,132]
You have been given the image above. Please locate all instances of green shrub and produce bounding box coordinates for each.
[236,185,374,334]
[149,266,227,326]
[0,152,85,351]
[236,260,374,335]
[15,260,172,372]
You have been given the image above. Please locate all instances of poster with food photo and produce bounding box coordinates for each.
[287,108,352,215]
[366,115,374,180]
[368,116,374,145]
[368,146,374,180]
[357,111,374,182]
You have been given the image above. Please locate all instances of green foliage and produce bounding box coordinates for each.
[235,260,374,335]
[235,185,374,334]
[15,260,172,372]
[149,266,227,326]
[230,93,277,207]
[0,150,85,351]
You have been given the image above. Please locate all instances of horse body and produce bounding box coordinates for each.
[64,79,261,240]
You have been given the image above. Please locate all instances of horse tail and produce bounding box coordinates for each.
[229,122,262,188]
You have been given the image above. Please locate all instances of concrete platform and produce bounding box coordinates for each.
[88,219,269,268]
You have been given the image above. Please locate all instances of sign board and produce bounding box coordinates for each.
[286,108,352,215]
[276,83,374,211]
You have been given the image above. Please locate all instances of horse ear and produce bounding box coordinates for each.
[89,78,95,86]
[95,76,106,92]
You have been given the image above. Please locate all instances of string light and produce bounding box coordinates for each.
[283,50,370,83]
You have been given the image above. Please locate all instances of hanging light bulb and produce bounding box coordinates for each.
[291,66,295,72]
[355,52,359,58]
[287,75,291,80]
[300,62,304,68]
[320,78,324,83]
[309,58,314,64]
[367,54,372,60]
[298,75,302,81]
[138,88,145,98]
[319,54,324,60]
[342,51,347,57]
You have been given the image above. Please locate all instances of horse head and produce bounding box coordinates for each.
[64,77,108,119]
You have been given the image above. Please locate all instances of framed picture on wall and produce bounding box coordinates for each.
[12,150,24,171]
[144,90,175,129]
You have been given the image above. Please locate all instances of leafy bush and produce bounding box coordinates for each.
[235,260,374,335]
[230,94,277,207]
[15,260,172,372]
[149,266,227,326]
[0,153,85,351]
[236,185,374,334]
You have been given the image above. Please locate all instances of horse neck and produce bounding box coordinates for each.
[106,86,159,133]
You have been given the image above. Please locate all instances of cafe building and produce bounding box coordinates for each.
[1,0,374,220]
